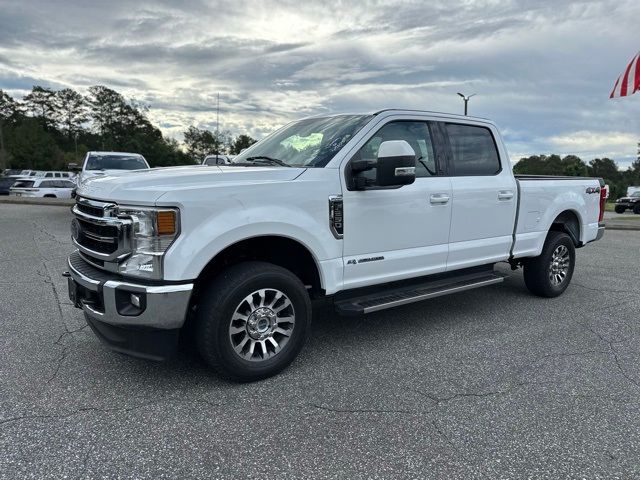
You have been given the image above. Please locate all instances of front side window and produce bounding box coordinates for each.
[351,121,436,182]
[446,123,500,176]
[231,115,373,168]
[86,155,148,171]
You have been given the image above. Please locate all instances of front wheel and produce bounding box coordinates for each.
[614,205,625,214]
[523,231,575,298]
[196,261,311,382]
[634,204,640,215]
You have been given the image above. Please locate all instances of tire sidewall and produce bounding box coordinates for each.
[634,204,640,214]
[206,267,311,380]
[542,233,575,295]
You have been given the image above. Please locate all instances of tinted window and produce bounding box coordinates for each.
[353,121,436,181]
[45,172,53,177]
[60,180,75,188]
[446,124,500,176]
[39,180,56,188]
[13,181,35,188]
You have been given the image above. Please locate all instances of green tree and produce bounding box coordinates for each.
[230,134,257,154]
[561,155,588,176]
[55,88,88,140]
[0,89,19,171]
[183,126,229,159]
[87,85,125,142]
[8,118,60,169]
[22,86,57,129]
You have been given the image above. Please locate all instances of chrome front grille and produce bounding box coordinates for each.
[72,197,133,267]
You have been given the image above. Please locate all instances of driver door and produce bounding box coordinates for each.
[341,120,452,290]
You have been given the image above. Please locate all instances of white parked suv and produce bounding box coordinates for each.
[10,178,76,198]
[66,110,606,381]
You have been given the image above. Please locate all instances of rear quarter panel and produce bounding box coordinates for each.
[513,178,601,258]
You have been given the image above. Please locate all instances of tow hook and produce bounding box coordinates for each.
[62,271,70,278]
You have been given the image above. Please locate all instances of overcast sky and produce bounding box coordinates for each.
[1,0,639,167]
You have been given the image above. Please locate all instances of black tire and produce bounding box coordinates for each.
[196,261,311,382]
[614,205,625,214]
[523,231,575,298]
[634,204,640,215]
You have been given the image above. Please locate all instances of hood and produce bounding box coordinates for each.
[76,165,306,205]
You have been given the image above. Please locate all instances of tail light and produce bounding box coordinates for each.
[598,185,608,222]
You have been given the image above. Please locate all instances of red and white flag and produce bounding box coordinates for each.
[610,51,640,98]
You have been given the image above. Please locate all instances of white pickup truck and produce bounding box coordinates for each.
[65,110,606,381]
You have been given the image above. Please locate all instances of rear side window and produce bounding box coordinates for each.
[446,123,501,176]
[39,180,56,188]
[13,181,35,188]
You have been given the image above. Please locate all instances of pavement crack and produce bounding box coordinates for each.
[305,403,420,416]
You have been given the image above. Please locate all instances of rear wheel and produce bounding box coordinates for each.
[196,261,311,382]
[634,204,640,215]
[614,205,625,214]
[523,231,575,298]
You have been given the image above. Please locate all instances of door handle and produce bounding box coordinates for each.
[430,193,450,205]
[498,190,514,201]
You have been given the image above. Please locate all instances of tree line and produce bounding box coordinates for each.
[0,86,256,171]
[514,154,640,199]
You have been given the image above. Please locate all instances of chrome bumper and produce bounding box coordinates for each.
[66,251,193,330]
[595,222,605,241]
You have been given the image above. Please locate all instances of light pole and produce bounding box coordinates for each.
[457,92,476,116]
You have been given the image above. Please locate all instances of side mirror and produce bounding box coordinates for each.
[68,163,80,172]
[375,140,416,187]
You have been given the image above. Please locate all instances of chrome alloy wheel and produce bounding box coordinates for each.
[548,245,570,286]
[228,288,295,361]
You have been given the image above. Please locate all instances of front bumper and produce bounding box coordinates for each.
[66,251,193,360]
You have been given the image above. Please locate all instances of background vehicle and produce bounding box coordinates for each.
[614,191,640,214]
[69,151,150,186]
[66,110,606,382]
[34,171,75,180]
[10,178,76,198]
[203,154,234,166]
[0,177,16,195]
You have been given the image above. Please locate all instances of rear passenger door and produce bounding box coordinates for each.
[439,122,517,271]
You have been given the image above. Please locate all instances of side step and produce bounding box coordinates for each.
[334,271,506,316]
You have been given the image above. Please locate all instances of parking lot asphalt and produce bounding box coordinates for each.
[1,203,639,479]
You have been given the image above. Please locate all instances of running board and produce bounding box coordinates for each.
[334,272,506,316]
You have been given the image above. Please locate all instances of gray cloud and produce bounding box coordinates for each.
[0,0,638,167]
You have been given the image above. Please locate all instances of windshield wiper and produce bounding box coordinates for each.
[243,156,291,167]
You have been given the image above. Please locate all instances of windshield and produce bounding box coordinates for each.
[231,115,373,168]
[86,155,148,171]
[632,192,640,197]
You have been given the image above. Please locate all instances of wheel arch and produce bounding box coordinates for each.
[194,235,324,298]
[549,209,581,247]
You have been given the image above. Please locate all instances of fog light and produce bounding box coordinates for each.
[130,294,141,308]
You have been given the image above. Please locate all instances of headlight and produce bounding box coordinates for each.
[116,206,179,279]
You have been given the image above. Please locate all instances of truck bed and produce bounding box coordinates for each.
[511,175,603,260]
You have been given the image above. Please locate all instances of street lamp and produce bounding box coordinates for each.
[457,92,476,116]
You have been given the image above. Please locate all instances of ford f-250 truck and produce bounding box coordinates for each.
[65,110,607,381]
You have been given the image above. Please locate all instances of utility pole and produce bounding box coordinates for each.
[457,92,476,116]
